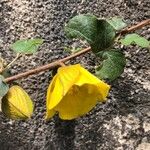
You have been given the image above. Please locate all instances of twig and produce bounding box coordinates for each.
[58,62,66,67]
[4,47,91,83]
[0,58,4,73]
[4,19,150,83]
[4,53,20,70]
[118,19,150,35]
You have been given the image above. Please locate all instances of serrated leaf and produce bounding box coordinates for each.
[65,14,116,53]
[0,75,9,97]
[95,50,126,81]
[107,17,127,30]
[11,38,44,54]
[1,85,34,120]
[120,33,149,48]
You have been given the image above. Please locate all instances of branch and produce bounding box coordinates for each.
[119,19,150,35]
[4,19,150,83]
[4,47,91,83]
[0,58,4,73]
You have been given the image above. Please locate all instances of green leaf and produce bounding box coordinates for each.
[11,39,44,54]
[0,75,9,97]
[107,17,127,30]
[65,14,116,53]
[120,33,149,48]
[95,50,126,81]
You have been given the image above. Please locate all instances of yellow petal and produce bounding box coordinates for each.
[96,83,110,100]
[45,109,56,120]
[46,75,58,120]
[47,65,80,110]
[2,85,34,120]
[54,84,105,120]
[76,65,105,85]
[58,64,81,94]
[46,74,59,109]
[75,65,110,100]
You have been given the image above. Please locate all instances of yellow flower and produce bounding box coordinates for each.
[2,85,34,120]
[46,64,110,120]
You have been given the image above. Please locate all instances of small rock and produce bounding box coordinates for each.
[143,121,150,132]
[136,143,150,150]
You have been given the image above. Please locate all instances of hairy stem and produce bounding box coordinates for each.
[4,19,150,83]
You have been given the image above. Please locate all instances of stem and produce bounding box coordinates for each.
[0,58,4,73]
[118,19,150,35]
[4,19,150,83]
[58,62,66,67]
[4,47,91,83]
[4,53,20,70]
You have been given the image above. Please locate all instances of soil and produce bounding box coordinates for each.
[0,0,150,150]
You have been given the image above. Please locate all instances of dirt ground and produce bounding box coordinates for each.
[0,0,150,150]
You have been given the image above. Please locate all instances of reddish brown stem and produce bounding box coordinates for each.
[4,47,91,83]
[119,19,150,35]
[4,19,150,83]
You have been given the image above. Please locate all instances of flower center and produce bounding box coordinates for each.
[68,85,80,95]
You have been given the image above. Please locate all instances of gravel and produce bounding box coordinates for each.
[0,0,150,150]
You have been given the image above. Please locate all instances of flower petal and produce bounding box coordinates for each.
[58,64,81,94]
[47,74,63,110]
[47,65,80,110]
[75,65,110,99]
[54,84,105,120]
[96,83,110,100]
[45,109,56,120]
[2,86,34,120]
[76,65,104,85]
